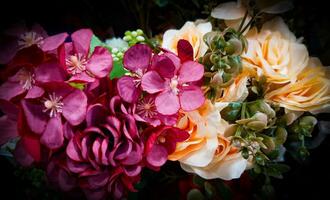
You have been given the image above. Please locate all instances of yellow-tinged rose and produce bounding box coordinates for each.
[242,17,309,84]
[265,58,330,114]
[162,21,212,60]
[169,100,248,180]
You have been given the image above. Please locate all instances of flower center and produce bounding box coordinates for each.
[158,135,166,143]
[170,76,179,95]
[18,32,44,49]
[42,93,64,117]
[136,97,157,118]
[65,54,88,75]
[18,68,35,90]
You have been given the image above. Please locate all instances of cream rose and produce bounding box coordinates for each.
[162,21,212,60]
[265,57,330,114]
[242,17,309,84]
[169,100,247,180]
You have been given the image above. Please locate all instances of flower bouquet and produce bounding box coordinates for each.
[0,0,329,199]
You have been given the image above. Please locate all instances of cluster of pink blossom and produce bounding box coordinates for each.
[0,25,203,199]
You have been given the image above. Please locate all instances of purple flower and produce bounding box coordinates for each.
[60,29,113,83]
[117,44,152,103]
[141,52,205,115]
[21,82,87,149]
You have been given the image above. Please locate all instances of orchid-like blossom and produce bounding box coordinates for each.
[0,61,66,101]
[60,29,113,83]
[21,82,87,150]
[0,24,68,64]
[65,95,143,199]
[117,44,152,103]
[141,41,205,115]
[143,125,189,170]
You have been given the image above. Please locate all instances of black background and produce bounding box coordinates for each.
[1,0,330,199]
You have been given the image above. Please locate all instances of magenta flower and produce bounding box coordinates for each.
[141,52,205,115]
[0,61,66,101]
[60,29,113,83]
[0,24,68,64]
[0,100,19,145]
[135,94,178,127]
[21,82,87,149]
[117,44,152,103]
[143,126,189,170]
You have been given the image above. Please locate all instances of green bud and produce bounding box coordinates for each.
[299,116,317,137]
[123,35,132,41]
[131,31,138,37]
[241,147,250,159]
[136,35,145,42]
[117,52,123,57]
[274,127,287,145]
[124,31,131,35]
[136,29,143,35]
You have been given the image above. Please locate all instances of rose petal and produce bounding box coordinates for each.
[117,76,141,103]
[40,115,64,149]
[155,90,180,115]
[62,89,87,126]
[178,61,204,83]
[141,71,166,94]
[123,44,152,72]
[86,46,113,78]
[179,85,205,111]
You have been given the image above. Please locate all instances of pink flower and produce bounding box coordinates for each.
[141,48,205,115]
[0,60,66,101]
[21,82,87,149]
[60,29,113,83]
[117,44,152,103]
[143,126,189,170]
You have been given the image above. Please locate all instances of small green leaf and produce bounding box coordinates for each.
[69,82,85,90]
[110,61,128,79]
[187,189,205,200]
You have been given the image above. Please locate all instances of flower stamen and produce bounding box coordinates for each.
[42,92,64,117]
[66,53,88,75]
[18,32,44,49]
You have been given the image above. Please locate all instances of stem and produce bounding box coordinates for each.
[238,10,249,33]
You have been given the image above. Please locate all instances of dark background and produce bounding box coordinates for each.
[1,0,330,199]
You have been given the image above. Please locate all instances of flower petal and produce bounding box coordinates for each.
[117,76,141,103]
[155,90,180,115]
[62,89,87,126]
[150,54,175,78]
[178,61,204,83]
[86,104,107,127]
[141,71,166,94]
[0,80,25,101]
[123,44,152,72]
[71,29,93,55]
[86,46,113,78]
[211,1,246,20]
[41,33,68,52]
[40,115,64,149]
[0,116,17,145]
[21,100,47,134]
[25,86,44,99]
[35,61,66,82]
[146,144,167,167]
[179,85,205,111]
[177,39,194,62]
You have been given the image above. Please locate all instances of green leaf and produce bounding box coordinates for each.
[187,189,205,200]
[90,35,104,55]
[69,82,85,90]
[110,61,127,79]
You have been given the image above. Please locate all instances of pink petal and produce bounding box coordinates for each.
[63,122,74,140]
[86,104,107,127]
[141,71,166,94]
[92,137,102,164]
[123,165,142,177]
[13,140,34,167]
[150,54,175,78]
[66,138,82,162]
[58,168,77,191]
[35,61,66,82]
[113,142,132,161]
[71,29,93,55]
[21,135,41,162]
[178,61,204,83]
[68,72,95,83]
[87,171,110,189]
[25,86,44,99]
[116,76,141,103]
[177,39,194,62]
[41,33,68,52]
[40,116,64,149]
[0,80,25,101]
[0,99,19,119]
[67,158,90,173]
[0,116,17,145]
[146,144,167,167]
[155,90,180,115]
[86,46,113,78]
[158,113,178,126]
[179,85,205,111]
[31,24,48,38]
[121,144,142,165]
[62,89,87,126]
[21,100,47,134]
[164,52,181,72]
[101,139,110,165]
[123,44,152,72]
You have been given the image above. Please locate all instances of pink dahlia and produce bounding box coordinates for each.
[117,44,152,103]
[21,82,87,149]
[60,29,113,83]
[141,42,205,115]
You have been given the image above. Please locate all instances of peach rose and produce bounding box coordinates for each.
[265,58,330,114]
[169,100,247,180]
[242,17,309,84]
[162,21,212,60]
